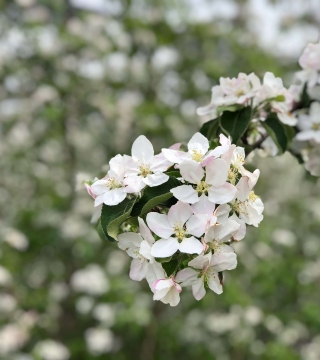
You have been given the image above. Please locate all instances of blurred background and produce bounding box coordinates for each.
[1,0,320,359]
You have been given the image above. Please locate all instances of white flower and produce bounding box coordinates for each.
[70,265,109,295]
[203,220,240,252]
[118,218,156,281]
[85,328,114,355]
[299,41,320,71]
[148,201,206,257]
[90,154,131,206]
[33,340,70,360]
[162,132,228,165]
[176,250,237,300]
[303,144,320,176]
[170,159,237,205]
[231,170,264,227]
[296,102,320,142]
[125,135,172,192]
[152,277,182,306]
[256,72,296,126]
[196,73,260,118]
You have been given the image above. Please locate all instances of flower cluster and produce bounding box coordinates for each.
[196,71,296,126]
[86,132,264,306]
[291,41,320,176]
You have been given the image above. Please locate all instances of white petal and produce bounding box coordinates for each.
[205,158,228,187]
[278,112,297,126]
[145,262,165,292]
[102,188,127,206]
[217,219,240,242]
[179,237,203,255]
[124,175,145,193]
[94,193,105,207]
[151,153,173,172]
[118,232,143,257]
[138,217,154,244]
[229,214,246,241]
[139,240,153,261]
[131,135,154,164]
[186,214,207,237]
[204,225,218,243]
[160,286,181,306]
[175,268,199,286]
[214,204,231,223]
[192,279,206,300]
[153,278,173,291]
[161,149,189,164]
[188,253,211,270]
[236,176,251,202]
[168,201,193,228]
[207,273,223,294]
[144,173,169,187]
[180,161,204,184]
[150,238,179,258]
[191,193,215,215]
[129,258,148,281]
[171,185,199,204]
[188,132,209,156]
[210,251,237,272]
[91,179,110,195]
[208,183,237,204]
[146,213,173,239]
[153,287,171,301]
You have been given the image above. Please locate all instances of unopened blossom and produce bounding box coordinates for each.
[296,102,320,143]
[171,158,237,205]
[162,132,228,165]
[256,72,296,126]
[148,201,207,257]
[90,154,131,206]
[231,170,264,227]
[176,250,237,300]
[118,218,156,281]
[125,135,172,192]
[196,73,260,118]
[152,276,182,306]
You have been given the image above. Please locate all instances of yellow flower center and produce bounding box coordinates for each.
[249,191,259,202]
[191,150,203,162]
[174,225,186,241]
[139,164,152,177]
[107,177,122,190]
[228,167,238,185]
[312,123,320,131]
[196,181,210,194]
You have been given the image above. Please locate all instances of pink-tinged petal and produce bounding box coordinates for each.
[161,149,189,164]
[207,273,223,294]
[146,263,165,292]
[179,236,203,255]
[236,176,250,201]
[172,280,182,293]
[210,251,237,272]
[206,145,231,160]
[146,213,173,239]
[221,144,236,166]
[150,238,179,258]
[191,194,216,215]
[171,185,199,204]
[144,172,169,187]
[179,161,204,184]
[129,258,148,281]
[131,135,154,164]
[151,153,173,172]
[103,188,127,206]
[220,134,231,146]
[205,158,228,187]
[168,201,193,227]
[153,278,173,291]
[208,183,237,204]
[186,214,207,237]
[192,279,206,300]
[169,143,181,150]
[188,253,211,270]
[242,169,260,189]
[175,268,199,286]
[85,184,96,199]
[124,175,145,193]
[153,287,171,301]
[187,132,209,156]
[138,217,154,245]
[161,286,181,306]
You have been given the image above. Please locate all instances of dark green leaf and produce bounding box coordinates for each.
[199,118,220,140]
[155,256,172,263]
[216,104,243,115]
[101,197,137,242]
[162,259,178,277]
[263,115,288,153]
[220,107,252,144]
[165,170,181,178]
[131,176,180,217]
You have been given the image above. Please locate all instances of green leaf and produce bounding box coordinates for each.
[199,118,220,140]
[131,176,180,217]
[262,115,288,153]
[155,256,172,263]
[274,95,285,102]
[220,107,252,144]
[101,197,137,242]
[165,170,181,178]
[162,259,178,277]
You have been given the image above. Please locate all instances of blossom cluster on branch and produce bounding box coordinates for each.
[85,40,319,306]
[86,133,263,306]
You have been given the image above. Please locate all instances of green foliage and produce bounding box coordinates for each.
[220,107,252,144]
[263,115,288,153]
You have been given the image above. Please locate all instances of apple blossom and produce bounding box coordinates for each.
[148,201,207,257]
[296,102,320,143]
[152,277,182,306]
